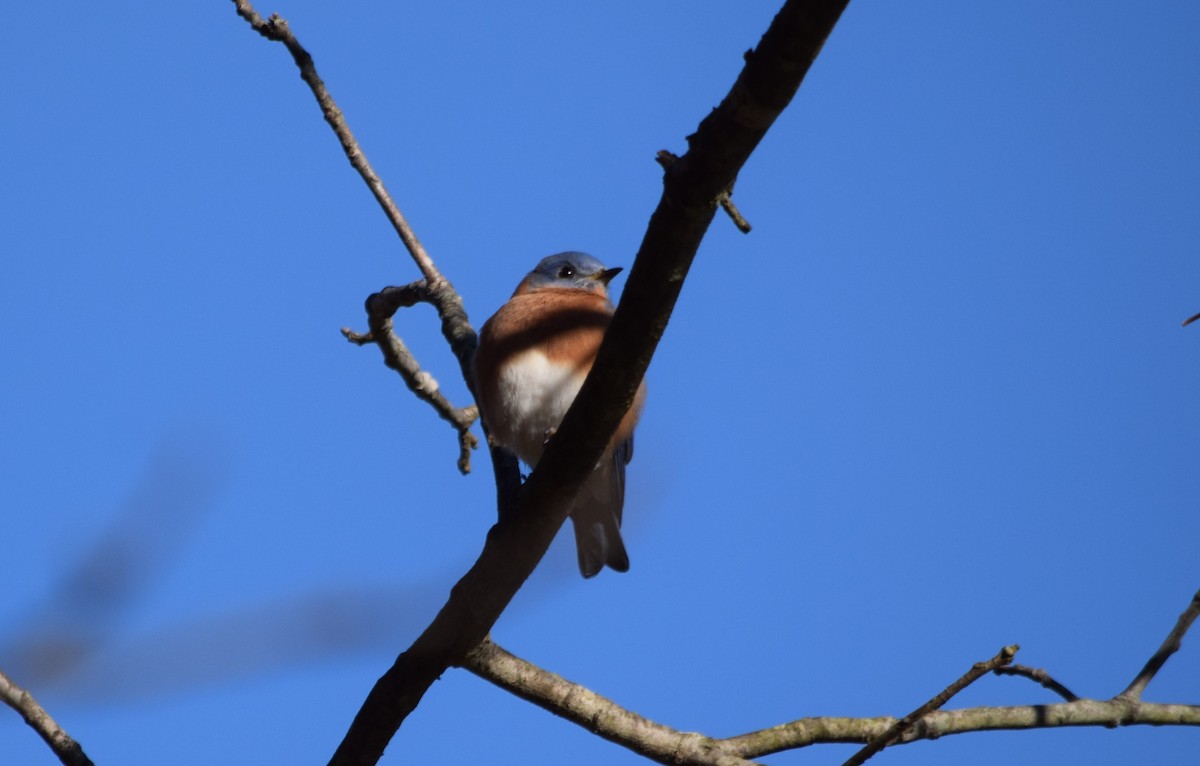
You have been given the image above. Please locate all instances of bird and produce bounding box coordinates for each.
[473,252,646,578]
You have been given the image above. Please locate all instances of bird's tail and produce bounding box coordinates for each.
[569,449,630,578]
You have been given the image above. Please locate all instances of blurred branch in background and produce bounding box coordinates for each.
[2,439,223,692]
[19,586,448,703]
[1,435,578,706]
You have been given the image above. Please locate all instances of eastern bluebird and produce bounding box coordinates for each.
[473,252,647,578]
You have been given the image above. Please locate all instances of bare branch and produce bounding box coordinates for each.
[230,0,442,288]
[1183,310,1200,327]
[1118,588,1200,702]
[722,700,1200,758]
[462,639,763,766]
[0,669,93,766]
[342,282,479,474]
[231,0,482,474]
[993,663,1079,702]
[468,639,1197,763]
[841,644,1018,766]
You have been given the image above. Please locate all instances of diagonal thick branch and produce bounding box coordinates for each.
[225,5,1200,766]
[230,3,1199,765]
[308,2,851,765]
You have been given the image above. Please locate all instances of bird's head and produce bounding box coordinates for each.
[516,252,624,297]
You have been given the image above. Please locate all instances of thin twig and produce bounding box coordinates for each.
[232,0,483,472]
[341,282,479,474]
[1118,588,1200,702]
[231,0,442,288]
[1183,311,1200,327]
[0,669,93,766]
[463,639,762,766]
[993,664,1079,702]
[841,645,1018,766]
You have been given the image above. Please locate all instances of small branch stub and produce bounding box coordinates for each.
[657,150,751,233]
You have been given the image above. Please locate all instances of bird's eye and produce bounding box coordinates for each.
[557,266,575,279]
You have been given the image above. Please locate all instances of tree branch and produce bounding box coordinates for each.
[230,4,1200,766]
[1117,587,1200,702]
[320,2,851,764]
[464,637,1199,762]
[462,639,763,766]
[656,150,751,233]
[842,645,1018,766]
[232,0,481,475]
[231,0,441,289]
[721,700,1200,757]
[341,283,479,474]
[0,669,93,766]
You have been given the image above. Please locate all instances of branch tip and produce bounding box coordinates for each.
[718,191,752,233]
[341,327,373,345]
[841,645,1017,766]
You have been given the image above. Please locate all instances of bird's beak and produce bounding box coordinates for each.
[596,267,624,286]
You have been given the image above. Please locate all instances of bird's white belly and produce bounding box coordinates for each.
[492,349,585,466]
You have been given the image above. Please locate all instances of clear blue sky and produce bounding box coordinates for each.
[2,2,1197,764]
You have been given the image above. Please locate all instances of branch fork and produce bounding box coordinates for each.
[221,2,1200,766]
